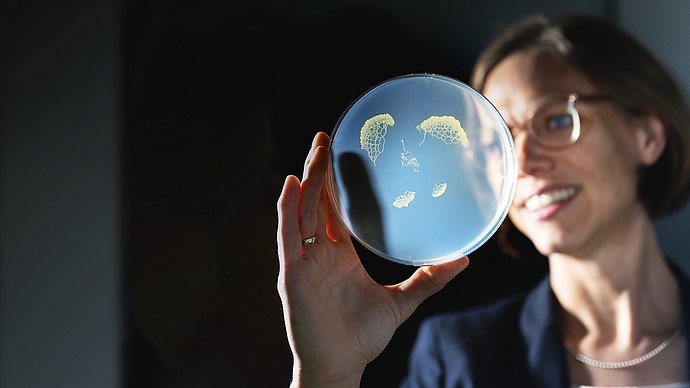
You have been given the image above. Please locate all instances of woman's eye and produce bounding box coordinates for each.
[545,114,573,130]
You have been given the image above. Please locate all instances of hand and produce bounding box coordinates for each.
[277,132,469,387]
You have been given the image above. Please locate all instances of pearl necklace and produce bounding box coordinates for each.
[566,318,685,369]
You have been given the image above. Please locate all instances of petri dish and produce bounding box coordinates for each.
[327,74,517,266]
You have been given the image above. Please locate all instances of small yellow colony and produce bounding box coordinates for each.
[392,190,416,208]
[432,182,447,198]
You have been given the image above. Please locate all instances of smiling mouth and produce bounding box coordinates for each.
[524,187,579,212]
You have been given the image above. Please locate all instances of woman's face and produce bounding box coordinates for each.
[483,47,654,257]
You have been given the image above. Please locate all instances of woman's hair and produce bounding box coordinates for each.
[472,14,690,220]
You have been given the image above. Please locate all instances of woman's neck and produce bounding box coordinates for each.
[548,213,680,346]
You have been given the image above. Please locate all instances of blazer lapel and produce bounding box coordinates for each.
[668,259,690,372]
[519,277,570,387]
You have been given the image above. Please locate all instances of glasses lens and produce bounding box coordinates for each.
[531,100,578,147]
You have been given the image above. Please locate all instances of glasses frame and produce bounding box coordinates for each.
[512,93,615,149]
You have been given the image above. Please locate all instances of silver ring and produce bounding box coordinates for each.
[302,236,316,246]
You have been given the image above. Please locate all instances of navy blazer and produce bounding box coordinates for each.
[401,261,690,387]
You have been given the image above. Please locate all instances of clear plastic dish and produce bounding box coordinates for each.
[327,74,517,266]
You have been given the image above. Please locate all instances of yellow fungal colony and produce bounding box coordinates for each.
[360,113,395,165]
[416,115,469,148]
[392,190,416,208]
[432,182,447,198]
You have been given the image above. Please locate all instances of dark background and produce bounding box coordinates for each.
[2,0,690,387]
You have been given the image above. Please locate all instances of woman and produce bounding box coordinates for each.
[277,15,690,386]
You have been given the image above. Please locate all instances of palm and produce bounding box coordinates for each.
[277,132,468,386]
[285,240,401,373]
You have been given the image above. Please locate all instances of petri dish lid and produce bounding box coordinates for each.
[327,73,516,266]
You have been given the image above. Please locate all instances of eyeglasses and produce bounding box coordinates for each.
[509,93,615,148]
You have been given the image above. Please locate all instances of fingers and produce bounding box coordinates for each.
[299,133,331,241]
[391,256,470,322]
[277,175,303,265]
[324,183,350,242]
[277,132,332,268]
[302,132,331,179]
[303,132,350,243]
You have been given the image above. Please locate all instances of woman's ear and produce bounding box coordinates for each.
[636,113,667,166]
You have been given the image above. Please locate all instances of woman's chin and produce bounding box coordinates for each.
[530,234,571,257]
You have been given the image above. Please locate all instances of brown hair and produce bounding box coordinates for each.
[472,14,690,220]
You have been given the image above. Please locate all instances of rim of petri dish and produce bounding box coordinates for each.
[326,73,517,266]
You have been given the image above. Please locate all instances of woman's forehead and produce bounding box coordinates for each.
[482,47,596,111]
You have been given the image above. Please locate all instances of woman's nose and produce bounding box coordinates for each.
[514,129,555,176]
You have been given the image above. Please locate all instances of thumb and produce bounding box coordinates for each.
[390,256,470,322]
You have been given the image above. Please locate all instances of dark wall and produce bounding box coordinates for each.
[0,0,121,387]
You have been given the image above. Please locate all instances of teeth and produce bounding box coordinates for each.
[524,188,577,211]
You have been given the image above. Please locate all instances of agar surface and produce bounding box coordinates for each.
[360,113,395,165]
[416,115,469,148]
[400,139,420,172]
[432,182,447,198]
[392,190,416,208]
